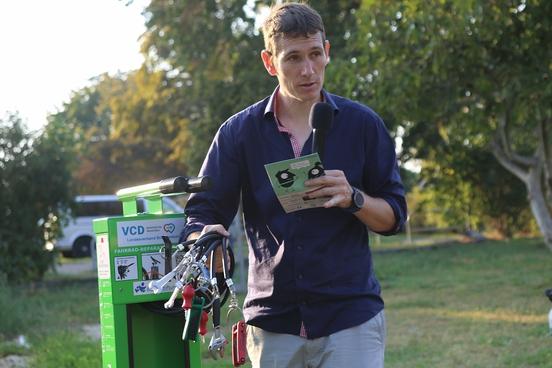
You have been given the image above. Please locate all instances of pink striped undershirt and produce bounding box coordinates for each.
[274,96,303,158]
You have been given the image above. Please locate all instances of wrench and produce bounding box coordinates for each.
[208,326,227,359]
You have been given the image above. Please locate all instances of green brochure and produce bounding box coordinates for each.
[264,153,328,213]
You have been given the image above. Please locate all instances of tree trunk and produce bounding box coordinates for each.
[491,132,552,251]
[526,165,552,251]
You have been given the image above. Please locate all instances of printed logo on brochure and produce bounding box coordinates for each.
[275,169,296,187]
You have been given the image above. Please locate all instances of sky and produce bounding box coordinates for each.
[0,0,148,132]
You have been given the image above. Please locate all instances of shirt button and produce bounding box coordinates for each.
[297,244,303,251]
[297,273,303,280]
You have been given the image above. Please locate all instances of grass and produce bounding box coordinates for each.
[32,331,101,367]
[0,273,101,367]
[377,238,552,368]
[1,238,551,367]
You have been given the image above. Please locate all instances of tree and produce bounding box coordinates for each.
[50,1,368,190]
[353,0,552,248]
[141,0,364,173]
[54,0,538,241]
[141,0,272,173]
[48,69,190,194]
[0,114,73,282]
[416,147,534,236]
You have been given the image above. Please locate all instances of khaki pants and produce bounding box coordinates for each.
[247,310,386,368]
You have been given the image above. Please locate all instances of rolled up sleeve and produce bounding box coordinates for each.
[363,116,407,236]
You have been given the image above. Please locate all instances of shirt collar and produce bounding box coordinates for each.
[264,86,279,117]
[263,86,340,119]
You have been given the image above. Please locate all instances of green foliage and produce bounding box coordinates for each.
[141,0,364,174]
[53,1,364,185]
[141,0,272,174]
[414,148,535,235]
[0,114,73,282]
[356,0,552,129]
[47,70,190,193]
[350,0,552,233]
[49,1,549,236]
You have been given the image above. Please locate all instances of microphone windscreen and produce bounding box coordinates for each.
[309,102,334,131]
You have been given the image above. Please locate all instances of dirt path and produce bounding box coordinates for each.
[55,258,96,276]
[0,355,28,368]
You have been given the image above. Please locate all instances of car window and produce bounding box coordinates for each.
[75,201,123,217]
[162,198,183,214]
[162,201,177,214]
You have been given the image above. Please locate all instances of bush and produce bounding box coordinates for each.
[0,114,73,282]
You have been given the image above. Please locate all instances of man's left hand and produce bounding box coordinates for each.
[304,169,353,209]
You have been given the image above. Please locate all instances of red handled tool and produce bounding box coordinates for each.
[199,311,209,337]
[181,283,195,310]
[231,320,247,366]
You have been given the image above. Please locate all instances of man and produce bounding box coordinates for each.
[181,3,407,367]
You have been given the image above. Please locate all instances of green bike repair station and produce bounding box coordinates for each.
[93,177,209,368]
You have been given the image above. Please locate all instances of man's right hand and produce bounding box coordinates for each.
[201,224,230,238]
[187,224,230,273]
[187,224,230,241]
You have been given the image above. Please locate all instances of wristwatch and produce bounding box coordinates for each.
[344,186,364,213]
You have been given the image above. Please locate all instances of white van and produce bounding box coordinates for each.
[51,195,184,257]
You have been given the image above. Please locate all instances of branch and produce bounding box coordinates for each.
[496,110,537,168]
[490,136,528,182]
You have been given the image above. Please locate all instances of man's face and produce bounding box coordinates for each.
[263,32,330,104]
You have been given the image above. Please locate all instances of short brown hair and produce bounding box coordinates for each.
[261,2,326,55]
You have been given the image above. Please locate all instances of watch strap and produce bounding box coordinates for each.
[344,186,363,213]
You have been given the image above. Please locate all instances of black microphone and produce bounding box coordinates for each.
[309,102,334,162]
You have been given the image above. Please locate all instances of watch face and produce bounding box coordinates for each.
[353,188,364,208]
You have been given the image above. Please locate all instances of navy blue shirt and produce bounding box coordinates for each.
[182,89,407,339]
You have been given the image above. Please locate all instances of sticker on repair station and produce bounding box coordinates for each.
[116,218,185,247]
[114,256,138,281]
[133,280,175,296]
[96,234,111,280]
[141,252,165,281]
